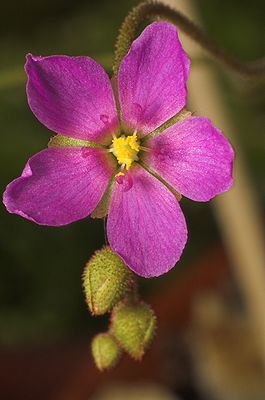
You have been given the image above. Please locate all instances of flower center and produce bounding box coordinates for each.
[110,135,140,171]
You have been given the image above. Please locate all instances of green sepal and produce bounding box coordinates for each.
[111,300,156,360]
[48,134,106,148]
[91,173,116,219]
[82,246,134,315]
[91,332,122,371]
[139,160,182,201]
[142,108,192,143]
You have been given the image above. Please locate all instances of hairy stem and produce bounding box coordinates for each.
[113,0,265,79]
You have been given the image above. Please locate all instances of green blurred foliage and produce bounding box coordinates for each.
[0,0,264,346]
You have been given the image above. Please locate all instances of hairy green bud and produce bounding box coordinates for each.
[111,301,156,360]
[91,333,121,371]
[83,246,134,315]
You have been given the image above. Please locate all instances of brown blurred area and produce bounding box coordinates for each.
[0,247,232,399]
[0,0,264,399]
[2,246,265,399]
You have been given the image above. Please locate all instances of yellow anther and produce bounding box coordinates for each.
[125,136,140,151]
[111,135,140,170]
[115,171,125,178]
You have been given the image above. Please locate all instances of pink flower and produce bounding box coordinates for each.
[3,22,234,277]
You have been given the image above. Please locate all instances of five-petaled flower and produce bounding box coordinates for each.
[3,22,234,277]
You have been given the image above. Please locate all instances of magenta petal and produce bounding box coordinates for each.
[26,54,118,143]
[118,22,190,135]
[146,117,234,201]
[107,166,187,277]
[3,147,114,225]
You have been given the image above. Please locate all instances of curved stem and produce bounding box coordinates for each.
[113,0,265,79]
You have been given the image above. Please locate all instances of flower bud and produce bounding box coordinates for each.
[91,333,121,371]
[111,301,156,360]
[83,246,134,315]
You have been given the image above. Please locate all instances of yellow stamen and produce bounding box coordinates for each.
[140,145,150,152]
[111,135,140,171]
[115,171,125,178]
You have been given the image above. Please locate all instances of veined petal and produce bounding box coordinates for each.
[118,22,190,135]
[26,54,118,144]
[3,147,115,226]
[107,166,187,277]
[146,117,234,201]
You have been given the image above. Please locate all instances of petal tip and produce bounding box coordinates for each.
[26,53,42,62]
[3,185,33,223]
[25,53,41,76]
[25,53,39,68]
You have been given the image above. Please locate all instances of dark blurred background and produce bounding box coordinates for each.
[0,1,264,399]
